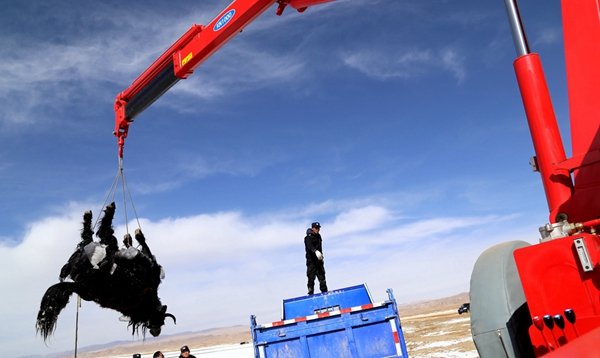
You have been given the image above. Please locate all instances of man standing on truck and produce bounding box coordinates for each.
[305,222,328,295]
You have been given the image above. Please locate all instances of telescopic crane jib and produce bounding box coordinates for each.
[113,0,334,159]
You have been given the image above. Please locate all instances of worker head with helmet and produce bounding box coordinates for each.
[311,221,321,234]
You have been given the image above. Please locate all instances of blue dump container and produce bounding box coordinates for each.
[250,284,409,358]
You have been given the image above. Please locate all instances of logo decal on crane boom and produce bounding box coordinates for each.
[214,9,235,31]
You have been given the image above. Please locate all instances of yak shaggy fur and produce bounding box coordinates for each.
[36,202,175,340]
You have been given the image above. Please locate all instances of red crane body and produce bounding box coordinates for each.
[488,0,600,356]
[114,0,333,158]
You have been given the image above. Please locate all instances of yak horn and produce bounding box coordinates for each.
[165,313,176,324]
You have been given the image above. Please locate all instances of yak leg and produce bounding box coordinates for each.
[36,282,79,341]
[59,210,94,281]
[134,228,165,283]
[96,202,118,252]
[134,228,164,278]
[80,210,93,248]
[134,228,153,259]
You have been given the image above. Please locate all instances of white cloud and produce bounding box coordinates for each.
[0,10,183,128]
[441,48,466,83]
[342,47,466,82]
[171,44,306,101]
[326,205,395,237]
[533,28,561,46]
[343,50,432,80]
[0,2,320,130]
[128,148,285,195]
[1,199,536,357]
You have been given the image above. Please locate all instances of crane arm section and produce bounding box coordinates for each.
[504,0,600,223]
[114,0,334,157]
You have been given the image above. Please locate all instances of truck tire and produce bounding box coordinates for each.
[470,240,535,358]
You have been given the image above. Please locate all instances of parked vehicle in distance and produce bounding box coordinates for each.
[458,303,470,315]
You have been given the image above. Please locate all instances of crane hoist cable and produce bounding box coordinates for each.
[94,157,142,237]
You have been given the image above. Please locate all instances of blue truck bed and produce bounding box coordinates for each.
[250,284,409,358]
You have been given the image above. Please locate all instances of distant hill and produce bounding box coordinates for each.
[397,292,469,316]
[58,326,251,358]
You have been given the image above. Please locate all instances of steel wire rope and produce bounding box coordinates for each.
[118,157,143,235]
[94,165,121,231]
[119,158,129,235]
[94,157,142,236]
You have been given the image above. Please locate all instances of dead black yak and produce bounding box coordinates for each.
[36,202,175,340]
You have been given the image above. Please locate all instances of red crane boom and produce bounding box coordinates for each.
[113,0,333,158]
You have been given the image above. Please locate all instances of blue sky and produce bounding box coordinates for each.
[0,0,570,356]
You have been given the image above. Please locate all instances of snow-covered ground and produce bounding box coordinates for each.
[114,344,253,358]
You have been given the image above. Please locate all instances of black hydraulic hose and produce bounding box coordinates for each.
[125,61,180,121]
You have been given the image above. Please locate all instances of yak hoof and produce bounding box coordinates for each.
[123,233,132,248]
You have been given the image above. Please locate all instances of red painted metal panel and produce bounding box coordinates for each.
[514,234,600,356]
[562,0,600,157]
[553,0,600,223]
[173,0,275,78]
[544,326,600,357]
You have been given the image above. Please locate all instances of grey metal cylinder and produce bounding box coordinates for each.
[503,0,530,56]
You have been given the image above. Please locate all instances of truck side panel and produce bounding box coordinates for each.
[252,299,407,357]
